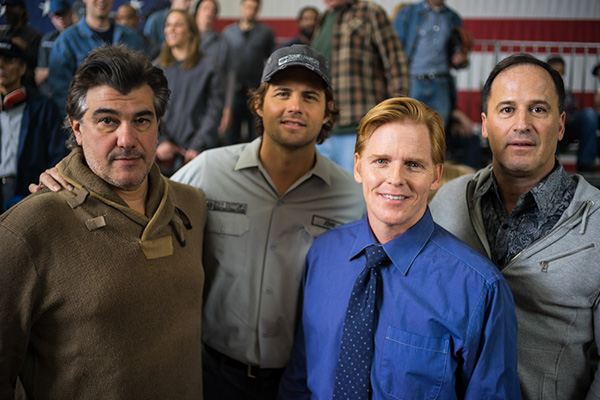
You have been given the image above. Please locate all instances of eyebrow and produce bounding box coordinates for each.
[91,108,155,118]
[272,86,323,97]
[495,99,553,109]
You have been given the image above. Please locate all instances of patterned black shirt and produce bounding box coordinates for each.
[476,163,577,266]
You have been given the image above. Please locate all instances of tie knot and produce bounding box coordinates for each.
[365,244,389,270]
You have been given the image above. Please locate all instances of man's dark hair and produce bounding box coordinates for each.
[247,79,339,145]
[297,6,318,20]
[194,0,219,17]
[64,45,170,148]
[481,53,565,115]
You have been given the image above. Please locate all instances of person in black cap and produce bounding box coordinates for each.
[0,0,41,87]
[168,44,365,400]
[35,0,73,98]
[0,39,65,211]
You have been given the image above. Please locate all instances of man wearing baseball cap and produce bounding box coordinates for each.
[0,0,41,87]
[171,44,365,400]
[35,0,73,98]
[0,39,65,211]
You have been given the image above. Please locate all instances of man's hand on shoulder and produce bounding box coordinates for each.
[28,167,73,193]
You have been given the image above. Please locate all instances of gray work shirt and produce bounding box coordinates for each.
[171,138,365,368]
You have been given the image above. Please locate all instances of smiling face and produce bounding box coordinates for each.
[70,85,158,191]
[354,121,442,243]
[482,64,565,182]
[164,10,192,49]
[256,67,330,153]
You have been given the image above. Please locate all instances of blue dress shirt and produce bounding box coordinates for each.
[278,210,521,399]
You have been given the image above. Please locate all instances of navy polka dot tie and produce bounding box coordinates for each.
[333,244,389,399]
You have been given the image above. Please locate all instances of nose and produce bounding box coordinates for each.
[387,164,406,186]
[514,108,532,132]
[286,93,302,114]
[116,123,138,148]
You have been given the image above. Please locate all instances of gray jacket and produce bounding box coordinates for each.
[430,164,600,400]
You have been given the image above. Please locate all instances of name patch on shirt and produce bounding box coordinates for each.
[312,215,342,230]
[207,199,247,214]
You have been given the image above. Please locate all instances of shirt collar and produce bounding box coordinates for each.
[475,160,574,215]
[234,137,334,186]
[529,162,574,215]
[350,208,435,275]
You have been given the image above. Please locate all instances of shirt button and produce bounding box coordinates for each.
[262,332,269,338]
[433,25,440,32]
[276,199,283,206]
[265,288,273,295]
[270,245,276,251]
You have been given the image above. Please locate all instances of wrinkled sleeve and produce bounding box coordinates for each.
[0,225,38,398]
[584,302,600,399]
[463,279,521,399]
[369,5,410,98]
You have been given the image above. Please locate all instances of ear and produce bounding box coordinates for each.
[429,163,444,192]
[70,118,83,146]
[322,100,333,126]
[353,152,363,184]
[254,99,263,118]
[557,111,566,141]
[481,112,488,139]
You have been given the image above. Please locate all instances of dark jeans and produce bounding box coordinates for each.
[202,347,285,400]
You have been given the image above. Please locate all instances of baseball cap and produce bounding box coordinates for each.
[50,0,71,14]
[0,39,25,60]
[261,44,332,90]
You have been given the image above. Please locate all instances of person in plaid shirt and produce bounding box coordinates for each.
[311,0,410,173]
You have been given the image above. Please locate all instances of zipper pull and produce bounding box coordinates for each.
[540,261,549,273]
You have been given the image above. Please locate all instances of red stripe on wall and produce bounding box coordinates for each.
[463,19,600,44]
[214,18,600,44]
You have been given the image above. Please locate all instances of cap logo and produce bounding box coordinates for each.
[278,54,319,70]
[0,42,11,50]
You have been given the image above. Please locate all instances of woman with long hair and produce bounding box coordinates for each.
[154,9,224,175]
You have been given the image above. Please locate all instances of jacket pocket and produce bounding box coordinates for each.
[381,326,449,400]
[538,243,595,272]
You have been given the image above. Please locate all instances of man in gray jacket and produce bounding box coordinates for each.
[430,53,600,400]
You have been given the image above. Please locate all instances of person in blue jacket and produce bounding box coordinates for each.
[48,0,147,113]
[0,40,66,211]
